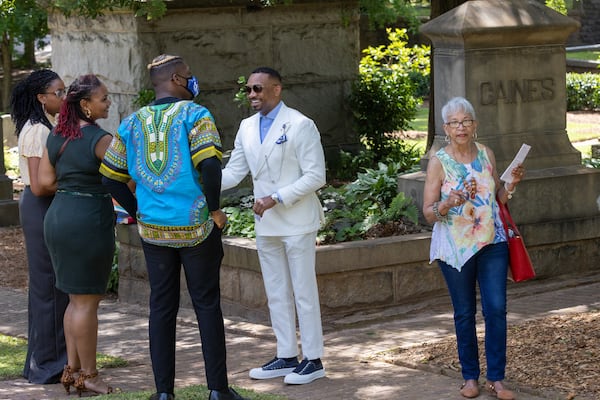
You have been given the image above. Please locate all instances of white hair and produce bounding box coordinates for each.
[441,97,477,123]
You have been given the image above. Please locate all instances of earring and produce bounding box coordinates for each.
[444,135,450,143]
[473,131,478,139]
[84,108,92,119]
[42,102,47,114]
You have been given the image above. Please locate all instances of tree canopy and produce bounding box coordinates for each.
[0,0,49,110]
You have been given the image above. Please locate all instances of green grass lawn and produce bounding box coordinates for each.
[408,105,429,132]
[566,50,600,61]
[566,120,599,143]
[0,334,127,380]
[0,335,26,380]
[0,333,287,400]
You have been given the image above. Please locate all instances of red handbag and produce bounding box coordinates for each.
[497,198,536,282]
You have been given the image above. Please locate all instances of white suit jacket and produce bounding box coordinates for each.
[222,102,326,236]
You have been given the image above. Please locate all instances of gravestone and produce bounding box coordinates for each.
[0,115,19,226]
[399,0,600,278]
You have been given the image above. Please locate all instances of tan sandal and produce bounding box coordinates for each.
[460,379,480,398]
[74,370,113,397]
[486,381,515,400]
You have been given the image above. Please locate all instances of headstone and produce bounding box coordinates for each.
[0,115,19,226]
[2,114,17,149]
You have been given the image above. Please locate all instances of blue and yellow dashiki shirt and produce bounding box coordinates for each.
[100,100,222,247]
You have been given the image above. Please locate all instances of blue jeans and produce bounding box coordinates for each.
[438,242,509,381]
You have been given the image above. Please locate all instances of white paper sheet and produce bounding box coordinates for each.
[500,143,531,183]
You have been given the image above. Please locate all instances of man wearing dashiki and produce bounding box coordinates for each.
[100,54,247,400]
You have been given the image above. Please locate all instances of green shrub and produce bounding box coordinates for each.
[378,192,419,225]
[349,28,430,161]
[222,189,256,239]
[545,0,567,15]
[583,156,600,169]
[318,161,421,243]
[330,139,422,182]
[132,89,155,108]
[233,75,250,109]
[566,73,600,111]
[107,241,120,294]
[223,158,424,244]
[222,205,256,239]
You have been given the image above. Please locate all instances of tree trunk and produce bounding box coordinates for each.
[426,0,468,152]
[1,32,12,112]
[23,38,36,68]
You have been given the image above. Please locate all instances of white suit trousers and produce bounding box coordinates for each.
[255,231,324,360]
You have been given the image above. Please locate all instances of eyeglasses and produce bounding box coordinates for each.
[445,119,474,129]
[45,89,66,98]
[243,85,264,94]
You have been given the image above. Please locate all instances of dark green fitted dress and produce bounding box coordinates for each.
[44,125,115,294]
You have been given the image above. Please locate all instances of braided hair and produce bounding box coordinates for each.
[148,54,184,85]
[55,74,103,141]
[10,69,60,136]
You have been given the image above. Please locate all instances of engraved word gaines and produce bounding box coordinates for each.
[479,78,555,105]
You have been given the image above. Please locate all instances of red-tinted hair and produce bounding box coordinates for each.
[55,74,103,140]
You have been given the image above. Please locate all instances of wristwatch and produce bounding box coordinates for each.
[270,193,280,203]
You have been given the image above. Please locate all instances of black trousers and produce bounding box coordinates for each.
[20,187,69,384]
[141,227,228,393]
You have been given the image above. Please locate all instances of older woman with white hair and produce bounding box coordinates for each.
[423,97,525,399]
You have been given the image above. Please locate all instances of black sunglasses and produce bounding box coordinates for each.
[243,85,264,94]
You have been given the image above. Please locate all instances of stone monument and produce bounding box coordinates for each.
[47,0,360,158]
[399,0,600,277]
[0,115,19,226]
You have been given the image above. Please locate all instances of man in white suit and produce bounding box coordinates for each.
[222,67,326,385]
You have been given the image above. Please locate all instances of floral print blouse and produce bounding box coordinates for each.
[429,142,507,271]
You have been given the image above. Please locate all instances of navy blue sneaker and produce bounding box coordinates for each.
[249,356,299,379]
[283,358,325,384]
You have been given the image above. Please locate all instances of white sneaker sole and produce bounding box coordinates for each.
[249,366,296,380]
[283,368,326,384]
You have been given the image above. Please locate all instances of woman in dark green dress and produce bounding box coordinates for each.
[39,74,114,396]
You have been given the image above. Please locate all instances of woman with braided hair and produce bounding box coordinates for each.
[10,69,69,384]
[39,74,115,396]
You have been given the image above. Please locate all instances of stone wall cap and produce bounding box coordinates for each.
[421,0,580,46]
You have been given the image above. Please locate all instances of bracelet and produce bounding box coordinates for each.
[504,182,516,199]
[432,201,448,222]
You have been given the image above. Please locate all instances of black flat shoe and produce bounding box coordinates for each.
[208,387,248,400]
[149,393,175,400]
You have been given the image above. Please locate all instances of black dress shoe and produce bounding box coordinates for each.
[208,387,248,400]
[149,393,175,400]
